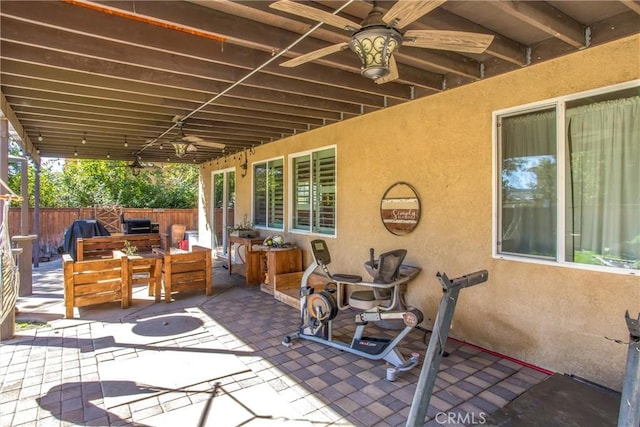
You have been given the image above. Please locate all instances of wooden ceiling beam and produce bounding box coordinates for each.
[8,97,322,133]
[491,1,587,49]
[0,53,365,115]
[0,92,40,163]
[0,0,403,98]
[0,77,346,123]
[0,15,412,104]
[620,0,640,15]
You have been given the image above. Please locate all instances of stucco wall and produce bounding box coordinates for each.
[199,35,640,391]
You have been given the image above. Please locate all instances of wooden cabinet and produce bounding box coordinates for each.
[262,248,302,286]
[228,237,302,287]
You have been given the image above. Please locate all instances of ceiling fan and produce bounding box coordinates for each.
[270,0,495,83]
[170,119,226,158]
[126,157,161,176]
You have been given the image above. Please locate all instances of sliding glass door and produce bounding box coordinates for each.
[212,168,235,257]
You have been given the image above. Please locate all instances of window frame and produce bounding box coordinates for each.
[251,156,285,232]
[288,145,337,237]
[492,80,639,276]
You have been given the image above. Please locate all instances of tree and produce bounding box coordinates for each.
[8,152,199,208]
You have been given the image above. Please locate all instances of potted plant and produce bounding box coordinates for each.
[228,215,258,238]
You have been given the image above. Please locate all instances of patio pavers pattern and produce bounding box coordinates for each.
[0,259,549,426]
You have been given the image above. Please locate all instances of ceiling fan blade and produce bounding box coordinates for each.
[180,135,225,149]
[270,0,360,31]
[403,30,495,54]
[383,0,447,29]
[375,55,399,85]
[280,42,348,67]
[194,140,226,149]
[180,134,204,143]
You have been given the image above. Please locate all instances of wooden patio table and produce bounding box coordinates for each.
[113,251,162,304]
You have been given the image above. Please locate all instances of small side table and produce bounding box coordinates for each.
[123,252,162,304]
[227,236,264,285]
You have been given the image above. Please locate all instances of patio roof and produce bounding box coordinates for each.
[1,1,639,165]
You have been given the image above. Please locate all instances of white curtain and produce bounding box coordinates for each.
[566,96,640,265]
[500,109,557,257]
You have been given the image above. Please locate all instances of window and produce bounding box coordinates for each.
[291,147,336,235]
[495,82,639,273]
[253,158,284,230]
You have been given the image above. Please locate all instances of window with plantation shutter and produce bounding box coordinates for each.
[253,158,284,230]
[291,147,336,235]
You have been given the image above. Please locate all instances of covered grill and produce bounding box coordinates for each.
[120,213,159,234]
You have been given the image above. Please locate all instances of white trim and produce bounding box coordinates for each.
[288,144,337,237]
[251,156,285,231]
[495,253,638,276]
[555,100,566,264]
[211,167,235,256]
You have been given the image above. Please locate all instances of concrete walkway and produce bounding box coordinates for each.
[1,257,553,426]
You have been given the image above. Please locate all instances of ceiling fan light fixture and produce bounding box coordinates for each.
[349,26,402,80]
[172,142,188,158]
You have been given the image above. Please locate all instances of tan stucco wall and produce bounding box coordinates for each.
[199,35,640,391]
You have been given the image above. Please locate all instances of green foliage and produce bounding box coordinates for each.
[7,159,62,207]
[122,240,138,255]
[8,155,199,208]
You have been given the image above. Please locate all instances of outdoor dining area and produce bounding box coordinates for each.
[61,221,212,318]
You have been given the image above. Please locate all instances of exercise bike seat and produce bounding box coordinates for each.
[348,249,407,310]
[332,273,362,283]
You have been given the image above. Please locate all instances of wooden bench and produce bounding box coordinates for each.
[63,252,128,318]
[76,233,161,261]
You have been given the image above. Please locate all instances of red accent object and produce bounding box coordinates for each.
[178,240,188,250]
[449,336,555,375]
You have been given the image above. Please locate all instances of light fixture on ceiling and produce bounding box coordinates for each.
[38,132,43,142]
[107,153,111,159]
[124,136,128,148]
[36,147,40,154]
[74,147,78,157]
[173,142,188,158]
[159,143,163,150]
[348,8,402,80]
[82,132,87,144]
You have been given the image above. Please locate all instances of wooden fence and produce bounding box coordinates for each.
[8,207,198,258]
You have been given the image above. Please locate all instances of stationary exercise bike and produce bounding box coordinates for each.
[283,239,423,379]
